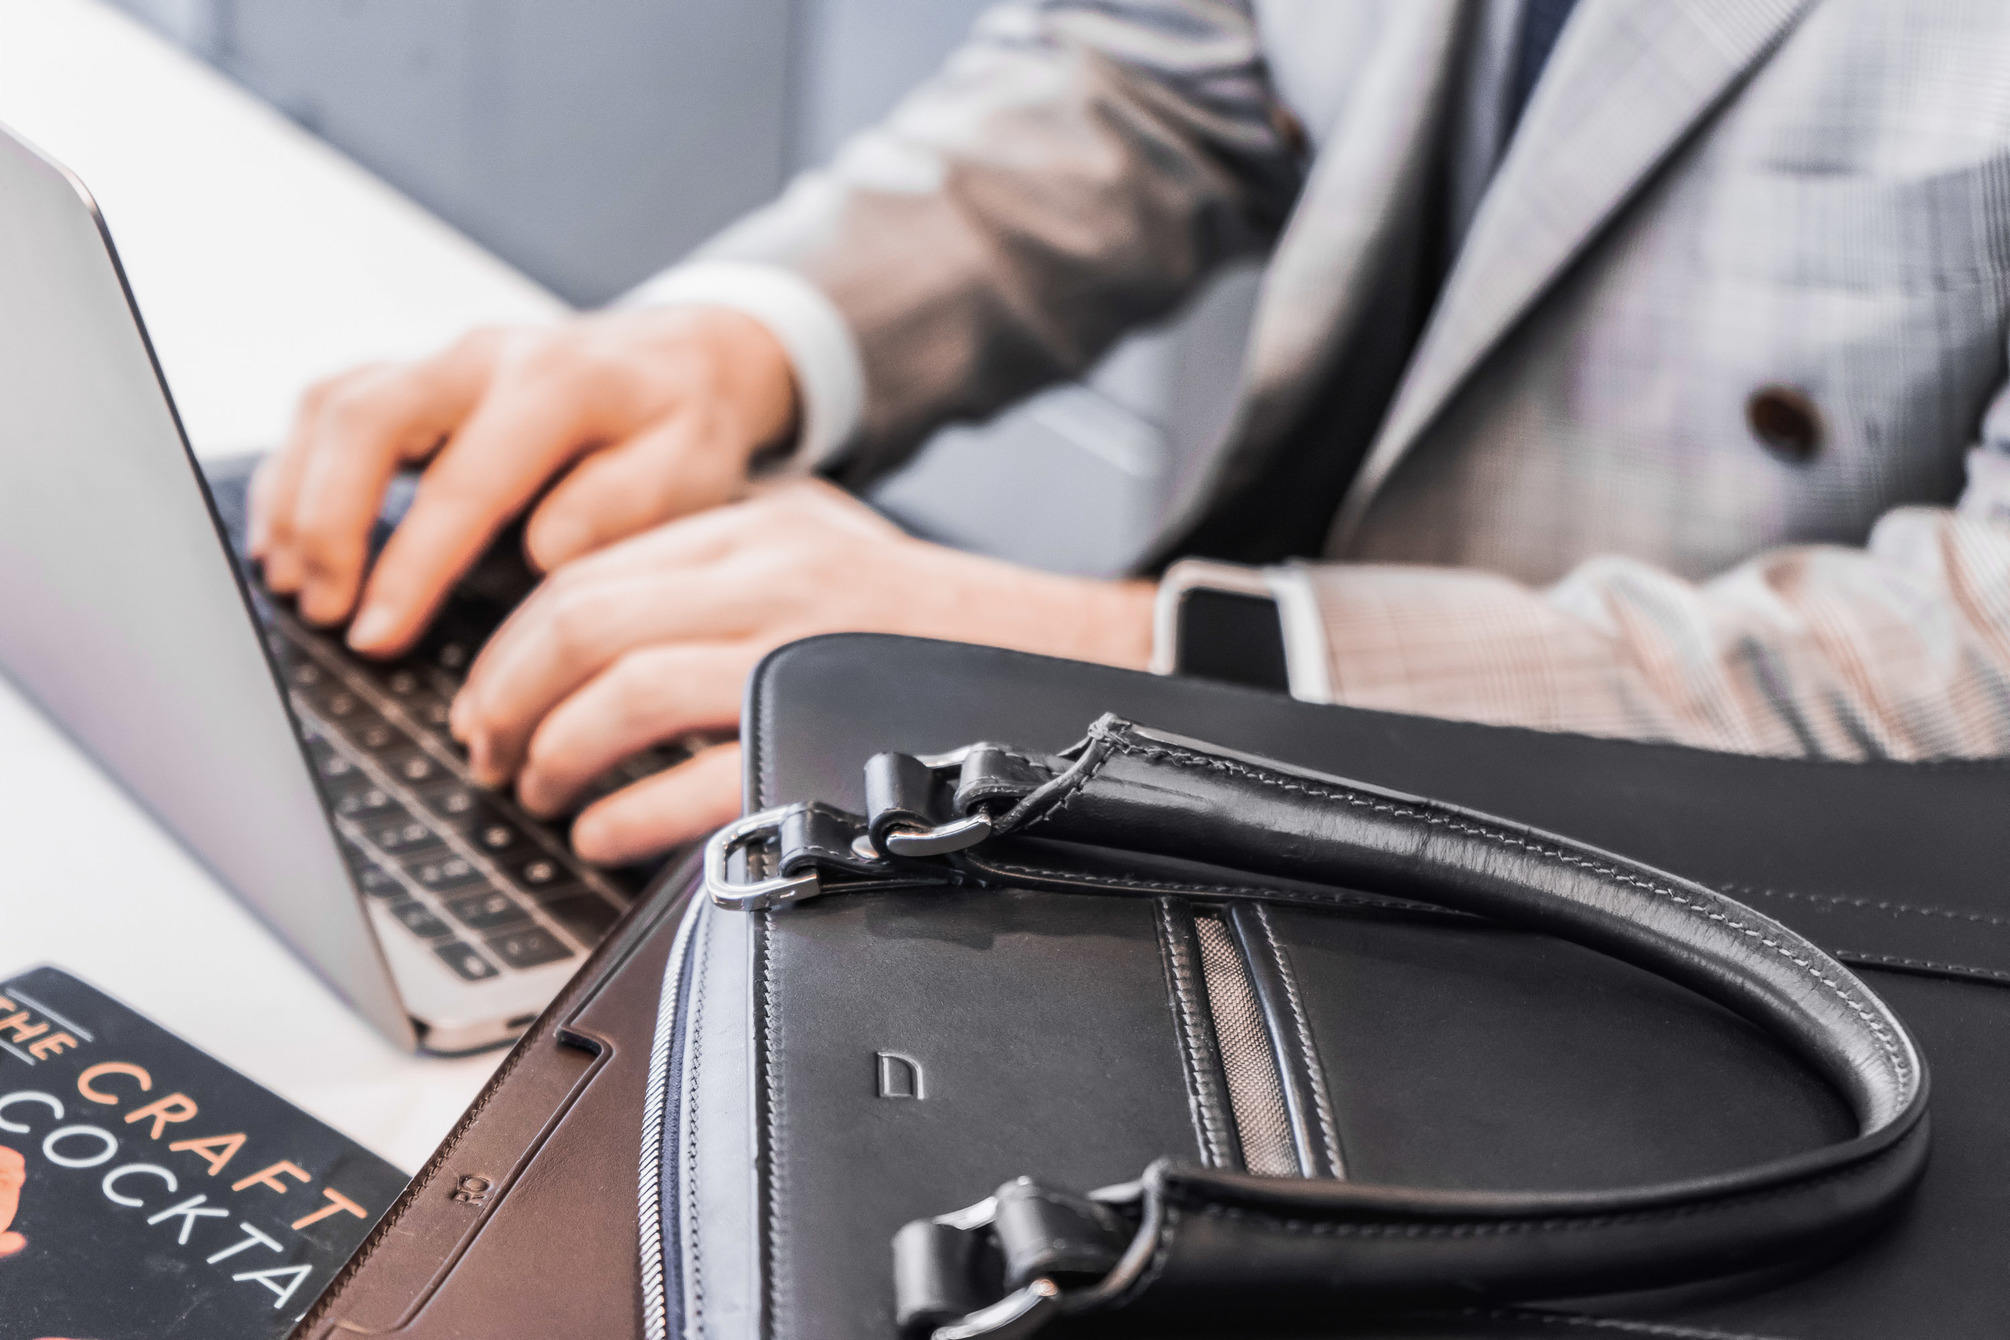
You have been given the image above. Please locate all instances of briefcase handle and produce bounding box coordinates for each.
[708,714,1930,1339]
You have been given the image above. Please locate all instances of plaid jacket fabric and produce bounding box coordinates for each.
[696,0,2010,760]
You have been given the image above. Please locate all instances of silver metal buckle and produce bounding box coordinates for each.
[704,808,822,911]
[917,1181,1150,1338]
[932,1280,1061,1340]
[924,1196,1062,1340]
[886,806,995,856]
[869,812,996,859]
[871,745,998,858]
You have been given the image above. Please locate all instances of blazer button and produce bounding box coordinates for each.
[1746,385,1822,462]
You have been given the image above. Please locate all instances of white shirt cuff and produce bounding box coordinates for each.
[621,260,865,467]
[1267,561,1336,703]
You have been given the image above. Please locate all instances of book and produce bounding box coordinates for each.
[0,965,408,1339]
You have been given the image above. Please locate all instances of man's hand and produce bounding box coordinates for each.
[450,479,1155,864]
[249,306,800,657]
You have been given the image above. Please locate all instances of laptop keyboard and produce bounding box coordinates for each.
[256,595,697,983]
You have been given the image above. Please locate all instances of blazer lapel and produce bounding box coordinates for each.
[1229,0,1468,442]
[1330,0,1812,542]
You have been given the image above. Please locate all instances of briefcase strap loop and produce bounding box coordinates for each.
[708,714,1931,1337]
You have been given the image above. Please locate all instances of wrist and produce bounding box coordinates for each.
[1024,574,1157,672]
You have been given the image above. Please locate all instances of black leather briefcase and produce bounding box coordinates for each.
[642,633,2010,1338]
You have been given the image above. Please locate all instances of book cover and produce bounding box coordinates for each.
[0,965,407,1339]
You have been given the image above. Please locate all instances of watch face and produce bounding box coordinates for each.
[1175,588,1290,692]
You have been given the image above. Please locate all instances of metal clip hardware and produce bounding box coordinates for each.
[704,808,822,911]
[932,1279,1061,1340]
[881,812,995,857]
[900,1181,1150,1339]
[921,1197,1064,1340]
[887,745,1000,856]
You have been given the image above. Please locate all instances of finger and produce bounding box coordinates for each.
[254,371,366,589]
[289,360,489,625]
[346,375,603,656]
[455,567,762,785]
[515,642,749,817]
[450,496,779,741]
[523,412,742,571]
[572,742,744,865]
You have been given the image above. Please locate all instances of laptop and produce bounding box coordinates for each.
[0,124,689,1051]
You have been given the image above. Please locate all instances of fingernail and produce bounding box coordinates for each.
[516,777,555,819]
[572,813,612,864]
[448,693,472,741]
[527,517,588,570]
[347,605,397,652]
[467,737,507,789]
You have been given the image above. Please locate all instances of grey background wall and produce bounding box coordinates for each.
[109,0,1258,574]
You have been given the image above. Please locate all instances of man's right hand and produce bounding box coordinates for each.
[249,305,801,657]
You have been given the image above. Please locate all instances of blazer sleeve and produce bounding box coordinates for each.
[683,0,1303,481]
[1272,412,2010,760]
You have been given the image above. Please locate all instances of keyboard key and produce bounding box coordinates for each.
[526,878,589,907]
[311,686,366,724]
[287,660,326,689]
[312,751,363,785]
[469,820,530,858]
[381,747,447,788]
[387,899,452,940]
[484,926,572,969]
[445,890,530,931]
[376,667,429,700]
[352,864,404,900]
[410,696,455,733]
[405,853,489,894]
[334,785,401,821]
[416,781,483,822]
[368,818,445,857]
[433,940,500,981]
[542,893,619,941]
[509,854,567,891]
[344,720,407,755]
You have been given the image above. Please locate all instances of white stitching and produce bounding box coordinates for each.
[1156,900,1238,1167]
[1465,1306,1791,1339]
[1029,738,1119,825]
[1253,903,1344,1177]
[1079,731,1913,1095]
[680,911,713,1331]
[1185,1133,1912,1237]
[1726,880,2010,933]
[976,858,1443,917]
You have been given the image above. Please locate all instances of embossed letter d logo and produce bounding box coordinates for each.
[876,1051,924,1100]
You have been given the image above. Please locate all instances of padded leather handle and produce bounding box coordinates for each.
[721,714,1930,1337]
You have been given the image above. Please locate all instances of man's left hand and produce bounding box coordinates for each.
[449,479,1155,864]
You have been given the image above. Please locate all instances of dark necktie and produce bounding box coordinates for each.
[1507,0,1580,136]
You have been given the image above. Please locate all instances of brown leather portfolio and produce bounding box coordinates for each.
[292,861,695,1340]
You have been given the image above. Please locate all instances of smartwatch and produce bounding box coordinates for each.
[1152,560,1291,693]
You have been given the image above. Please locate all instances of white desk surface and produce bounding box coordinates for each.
[0,0,575,1171]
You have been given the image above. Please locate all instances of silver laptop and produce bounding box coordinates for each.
[0,124,684,1051]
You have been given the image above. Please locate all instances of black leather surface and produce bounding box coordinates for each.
[670,634,2010,1339]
